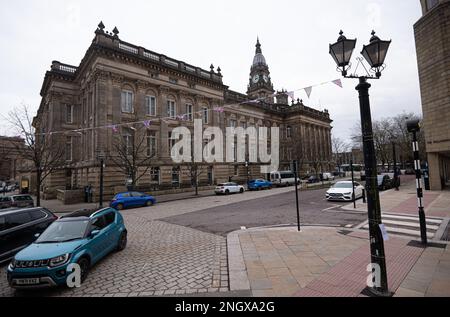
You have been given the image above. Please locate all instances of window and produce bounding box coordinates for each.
[172,167,180,186]
[202,107,209,124]
[66,104,74,123]
[123,130,134,156]
[65,136,72,161]
[427,0,439,10]
[147,131,157,157]
[167,100,176,118]
[230,119,237,128]
[6,212,32,229]
[286,126,292,138]
[0,216,6,231]
[234,165,239,176]
[241,122,247,129]
[121,90,134,113]
[168,132,176,154]
[145,96,157,116]
[151,167,160,184]
[28,210,46,221]
[104,212,115,226]
[186,104,193,121]
[91,216,106,230]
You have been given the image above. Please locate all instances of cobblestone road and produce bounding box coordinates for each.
[1,216,228,297]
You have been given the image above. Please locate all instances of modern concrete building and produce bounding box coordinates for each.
[414,0,450,190]
[30,23,333,202]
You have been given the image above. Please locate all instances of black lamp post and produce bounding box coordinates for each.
[329,30,392,297]
[96,150,106,208]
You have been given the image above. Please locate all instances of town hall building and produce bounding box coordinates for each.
[29,23,333,202]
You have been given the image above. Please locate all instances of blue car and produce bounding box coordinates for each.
[110,191,156,210]
[247,179,273,191]
[7,208,127,289]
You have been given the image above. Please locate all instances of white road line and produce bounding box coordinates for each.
[382,219,440,230]
[362,225,435,238]
[382,214,442,224]
[322,205,340,211]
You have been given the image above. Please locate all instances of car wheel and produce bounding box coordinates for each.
[145,200,153,207]
[286,182,290,187]
[116,203,124,211]
[117,231,127,251]
[77,257,90,283]
[225,189,230,195]
[240,188,244,193]
[268,186,272,190]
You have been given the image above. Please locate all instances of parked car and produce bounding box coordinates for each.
[325,181,365,202]
[215,182,245,195]
[247,179,272,191]
[7,207,127,289]
[377,175,392,191]
[0,208,58,264]
[110,192,156,210]
[322,173,335,181]
[307,175,320,184]
[9,195,34,208]
[270,171,300,187]
[0,196,13,209]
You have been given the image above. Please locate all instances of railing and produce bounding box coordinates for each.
[185,66,196,73]
[118,43,138,54]
[143,51,160,61]
[200,71,210,78]
[164,59,179,68]
[51,61,77,74]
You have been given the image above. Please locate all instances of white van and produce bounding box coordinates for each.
[270,171,300,187]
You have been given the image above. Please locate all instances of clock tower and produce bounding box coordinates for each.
[247,38,275,102]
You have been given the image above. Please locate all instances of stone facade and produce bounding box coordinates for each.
[33,23,333,202]
[414,0,450,190]
[0,136,24,183]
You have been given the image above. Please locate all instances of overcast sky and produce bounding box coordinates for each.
[0,0,423,142]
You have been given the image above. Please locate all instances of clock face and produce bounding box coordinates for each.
[263,75,269,83]
[252,74,260,83]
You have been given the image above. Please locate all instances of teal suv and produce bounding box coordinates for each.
[7,208,127,289]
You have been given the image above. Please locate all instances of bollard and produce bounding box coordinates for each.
[362,188,366,203]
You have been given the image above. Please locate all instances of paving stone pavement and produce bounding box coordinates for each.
[0,215,228,297]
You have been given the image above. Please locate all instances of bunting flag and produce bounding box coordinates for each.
[143,120,151,127]
[213,106,224,113]
[332,79,343,88]
[287,91,295,100]
[112,125,119,133]
[304,86,312,99]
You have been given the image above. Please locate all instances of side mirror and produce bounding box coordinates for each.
[90,229,100,238]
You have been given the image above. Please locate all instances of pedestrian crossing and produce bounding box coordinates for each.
[357,213,444,240]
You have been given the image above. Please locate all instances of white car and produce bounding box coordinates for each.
[215,182,245,195]
[325,181,364,201]
[322,172,335,181]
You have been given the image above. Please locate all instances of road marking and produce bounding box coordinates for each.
[322,205,342,211]
[382,213,442,224]
[362,225,435,238]
[240,226,247,230]
[381,219,440,230]
[345,224,353,228]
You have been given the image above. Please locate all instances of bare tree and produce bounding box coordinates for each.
[6,104,65,206]
[182,163,205,196]
[110,125,155,190]
[332,136,349,172]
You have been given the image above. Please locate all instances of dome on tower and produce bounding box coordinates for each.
[253,53,267,66]
[252,37,267,67]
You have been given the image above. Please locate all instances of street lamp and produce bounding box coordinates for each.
[329,30,392,297]
[96,150,106,208]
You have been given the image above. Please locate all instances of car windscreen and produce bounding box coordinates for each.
[13,196,32,201]
[333,183,352,189]
[36,219,90,243]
